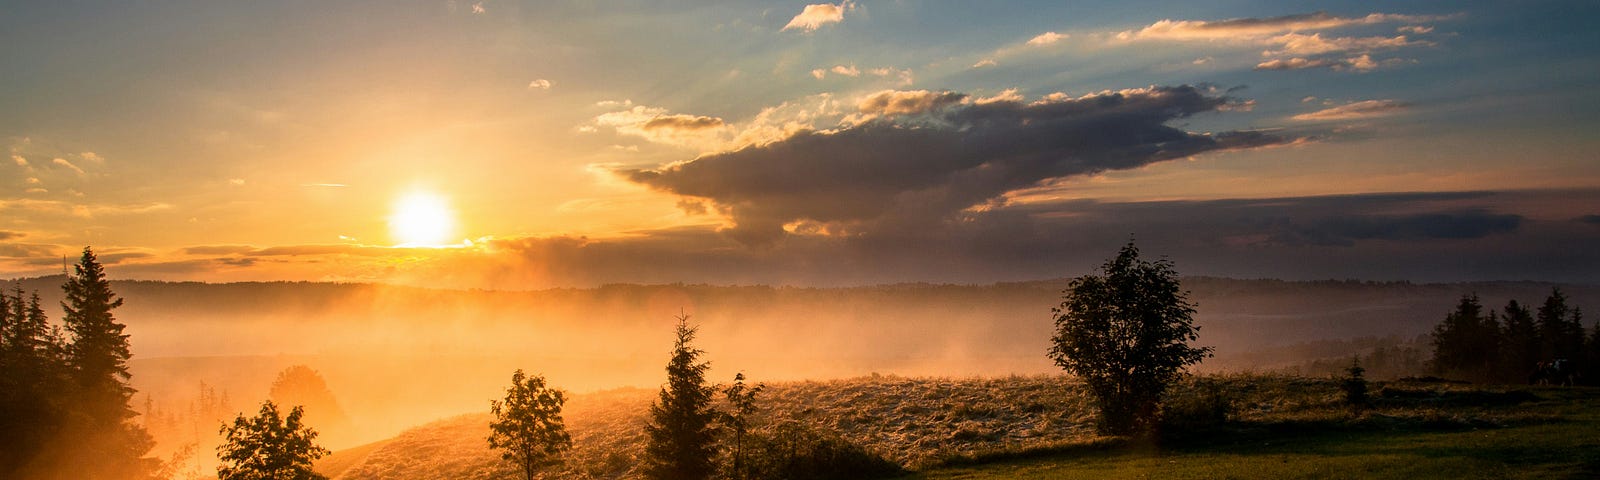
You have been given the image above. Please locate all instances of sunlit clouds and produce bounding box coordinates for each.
[782,2,852,32]
[0,2,1597,286]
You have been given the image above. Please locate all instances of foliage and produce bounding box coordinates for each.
[1430,289,1591,384]
[1157,378,1234,435]
[217,400,329,480]
[740,421,904,480]
[720,372,763,479]
[488,369,572,480]
[1429,294,1500,382]
[644,314,720,480]
[269,365,350,444]
[1340,358,1368,408]
[1047,241,1212,435]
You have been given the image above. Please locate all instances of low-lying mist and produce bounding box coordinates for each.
[8,275,1596,461]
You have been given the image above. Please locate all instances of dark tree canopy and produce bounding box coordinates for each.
[488,369,572,480]
[644,314,720,480]
[217,400,329,480]
[1048,241,1211,435]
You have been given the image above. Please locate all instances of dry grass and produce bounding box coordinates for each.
[318,374,1585,479]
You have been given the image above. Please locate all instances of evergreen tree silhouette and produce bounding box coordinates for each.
[644,314,719,480]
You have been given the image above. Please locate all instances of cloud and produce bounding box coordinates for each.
[1122,11,1448,40]
[595,106,730,149]
[972,59,997,68]
[1027,31,1067,46]
[619,85,1286,245]
[300,183,347,188]
[1263,33,1427,57]
[471,2,485,14]
[527,79,552,90]
[1398,25,1434,34]
[1118,11,1452,73]
[855,89,967,116]
[782,2,851,32]
[52,157,85,175]
[0,231,21,241]
[831,65,860,77]
[1291,99,1409,121]
[13,154,28,167]
[1255,54,1397,72]
[183,245,257,255]
[642,115,725,131]
[1578,215,1600,226]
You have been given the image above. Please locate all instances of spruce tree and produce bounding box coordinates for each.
[1499,300,1540,383]
[1537,288,1585,361]
[1430,294,1498,382]
[59,247,157,479]
[643,314,719,480]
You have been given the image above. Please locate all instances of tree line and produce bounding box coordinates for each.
[1430,289,1600,385]
[0,247,159,479]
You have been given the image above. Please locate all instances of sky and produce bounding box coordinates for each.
[2,0,1598,288]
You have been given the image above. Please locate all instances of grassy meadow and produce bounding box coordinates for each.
[315,374,1600,479]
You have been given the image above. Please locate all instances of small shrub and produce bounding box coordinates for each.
[1158,381,1234,435]
[1341,358,1369,408]
[741,421,904,480]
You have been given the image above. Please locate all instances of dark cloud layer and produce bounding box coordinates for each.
[623,85,1285,244]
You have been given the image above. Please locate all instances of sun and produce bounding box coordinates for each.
[389,191,456,246]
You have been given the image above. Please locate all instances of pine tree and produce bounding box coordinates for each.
[488,370,571,480]
[644,314,719,480]
[1500,300,1540,383]
[216,400,329,480]
[1430,294,1499,382]
[1537,288,1585,362]
[1048,241,1212,435]
[59,247,157,479]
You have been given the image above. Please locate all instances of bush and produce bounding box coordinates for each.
[740,421,903,480]
[1158,380,1234,435]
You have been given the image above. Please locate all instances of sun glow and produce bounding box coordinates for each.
[389,191,456,246]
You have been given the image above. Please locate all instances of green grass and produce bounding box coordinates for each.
[916,386,1600,480]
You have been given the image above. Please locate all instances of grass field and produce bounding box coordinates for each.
[316,375,1600,479]
[918,385,1600,480]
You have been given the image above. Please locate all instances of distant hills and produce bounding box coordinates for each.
[4,274,1595,450]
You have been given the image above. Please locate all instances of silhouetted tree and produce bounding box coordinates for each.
[1537,288,1585,362]
[1430,294,1500,382]
[721,372,763,480]
[1340,357,1368,408]
[1585,309,1600,385]
[488,369,571,480]
[59,247,158,478]
[1048,241,1212,435]
[1499,300,1540,383]
[644,314,719,480]
[216,400,328,480]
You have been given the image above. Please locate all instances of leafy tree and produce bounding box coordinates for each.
[644,314,720,480]
[59,247,159,478]
[268,365,350,444]
[1047,241,1212,435]
[488,369,572,480]
[216,400,329,480]
[720,372,763,479]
